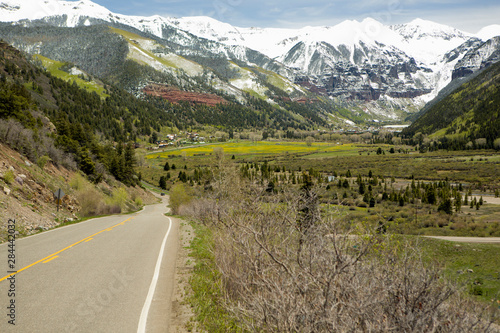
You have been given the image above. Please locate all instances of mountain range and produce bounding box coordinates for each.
[1,0,500,123]
[402,59,500,150]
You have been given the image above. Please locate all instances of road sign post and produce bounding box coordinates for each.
[54,188,65,212]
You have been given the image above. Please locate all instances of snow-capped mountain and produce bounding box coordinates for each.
[452,36,500,79]
[174,17,490,102]
[165,15,500,105]
[477,24,500,41]
[1,0,499,121]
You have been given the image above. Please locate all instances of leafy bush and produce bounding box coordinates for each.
[168,183,192,215]
[3,169,15,184]
[76,187,105,217]
[134,196,143,207]
[109,187,128,209]
[69,173,88,191]
[36,155,51,169]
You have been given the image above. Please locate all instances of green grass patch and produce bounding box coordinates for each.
[33,54,109,98]
[110,26,194,70]
[419,237,500,304]
[188,221,245,332]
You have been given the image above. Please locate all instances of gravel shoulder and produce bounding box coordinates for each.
[169,219,197,332]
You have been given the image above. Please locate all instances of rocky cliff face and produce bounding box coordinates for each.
[291,51,432,102]
[452,36,500,79]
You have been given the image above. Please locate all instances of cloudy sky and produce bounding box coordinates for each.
[87,0,499,33]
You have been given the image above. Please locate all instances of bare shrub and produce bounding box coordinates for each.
[76,186,106,217]
[104,204,121,215]
[0,119,76,169]
[475,138,487,148]
[187,175,498,332]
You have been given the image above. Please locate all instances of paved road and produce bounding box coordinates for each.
[0,198,178,332]
[425,236,500,243]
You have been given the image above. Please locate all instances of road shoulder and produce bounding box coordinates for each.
[169,219,197,332]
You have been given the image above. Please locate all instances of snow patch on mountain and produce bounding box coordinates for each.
[229,63,268,98]
[476,25,500,41]
[0,0,111,22]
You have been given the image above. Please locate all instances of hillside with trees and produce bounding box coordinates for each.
[0,40,162,240]
[403,61,500,150]
[0,40,151,184]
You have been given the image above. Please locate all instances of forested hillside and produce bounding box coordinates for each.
[403,61,500,150]
[0,40,145,184]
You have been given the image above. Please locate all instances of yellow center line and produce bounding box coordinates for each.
[85,238,93,242]
[0,216,134,282]
[43,256,59,264]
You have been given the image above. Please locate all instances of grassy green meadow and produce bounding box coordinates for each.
[143,141,499,185]
[33,54,109,97]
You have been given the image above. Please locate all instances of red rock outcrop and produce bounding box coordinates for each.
[143,83,228,107]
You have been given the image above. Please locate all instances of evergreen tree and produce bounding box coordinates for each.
[358,181,366,195]
[78,148,95,176]
[438,198,452,215]
[454,192,462,213]
[159,176,167,190]
[425,187,436,205]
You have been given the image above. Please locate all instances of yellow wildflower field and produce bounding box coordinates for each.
[146,141,359,159]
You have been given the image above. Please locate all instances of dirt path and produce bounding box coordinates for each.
[469,195,500,205]
[425,236,500,243]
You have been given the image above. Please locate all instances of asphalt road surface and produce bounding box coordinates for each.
[0,198,178,332]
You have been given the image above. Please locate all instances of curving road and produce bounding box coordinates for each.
[0,197,179,332]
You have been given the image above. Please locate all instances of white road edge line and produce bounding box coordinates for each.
[137,215,172,333]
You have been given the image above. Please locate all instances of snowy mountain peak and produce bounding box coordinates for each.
[391,18,470,41]
[0,0,112,22]
[476,24,500,41]
[1,0,61,21]
[171,16,245,43]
